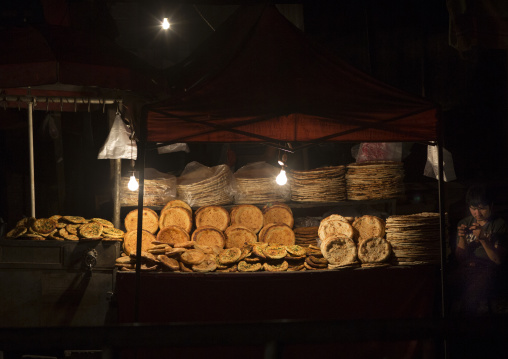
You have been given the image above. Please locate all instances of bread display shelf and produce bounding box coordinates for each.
[121,198,396,214]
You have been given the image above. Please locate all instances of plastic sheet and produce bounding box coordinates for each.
[355,142,402,162]
[176,162,234,207]
[424,144,457,182]
[98,113,137,160]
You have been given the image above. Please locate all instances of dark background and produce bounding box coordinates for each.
[1,0,507,229]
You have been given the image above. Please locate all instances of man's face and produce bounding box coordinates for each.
[469,204,492,222]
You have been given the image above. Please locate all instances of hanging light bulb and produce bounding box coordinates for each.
[162,18,170,30]
[128,173,139,191]
[127,158,138,191]
[275,148,289,186]
[276,168,287,186]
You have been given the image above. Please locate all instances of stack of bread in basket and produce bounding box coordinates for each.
[117,199,442,273]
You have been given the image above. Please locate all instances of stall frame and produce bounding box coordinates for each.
[132,3,447,326]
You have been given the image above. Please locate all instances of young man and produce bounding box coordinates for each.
[453,184,507,315]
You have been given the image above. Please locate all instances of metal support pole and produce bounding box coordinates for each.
[113,159,121,228]
[437,141,446,317]
[28,101,36,218]
[134,139,145,323]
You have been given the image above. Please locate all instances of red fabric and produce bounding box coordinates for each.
[116,266,438,323]
[0,25,163,95]
[145,4,438,143]
[116,266,437,359]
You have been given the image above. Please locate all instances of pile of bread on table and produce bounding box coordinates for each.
[4,215,124,241]
[116,199,397,273]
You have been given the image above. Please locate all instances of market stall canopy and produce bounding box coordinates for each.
[144,4,439,145]
[0,24,165,111]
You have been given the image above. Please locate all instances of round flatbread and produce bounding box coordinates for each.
[320,234,358,266]
[224,225,258,249]
[192,254,218,272]
[6,226,27,239]
[195,205,230,231]
[285,244,307,257]
[174,241,197,249]
[116,256,135,265]
[263,202,292,214]
[103,227,125,238]
[63,215,88,224]
[31,218,57,235]
[230,205,264,234]
[91,218,115,228]
[263,260,289,272]
[156,225,190,246]
[357,236,392,263]
[258,222,278,242]
[238,260,263,272]
[318,215,355,242]
[79,222,104,240]
[194,243,221,255]
[322,214,349,223]
[191,226,226,248]
[352,215,386,243]
[179,261,194,272]
[58,228,79,241]
[263,245,287,259]
[158,255,180,271]
[259,223,295,246]
[123,229,156,255]
[159,206,193,233]
[165,247,187,256]
[252,243,268,258]
[124,208,159,234]
[180,249,206,265]
[263,205,294,228]
[17,217,35,228]
[162,200,192,214]
[218,247,242,265]
[65,224,80,235]
[49,215,62,222]
[129,251,159,266]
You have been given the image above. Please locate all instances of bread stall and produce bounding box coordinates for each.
[0,21,163,327]
[112,4,447,358]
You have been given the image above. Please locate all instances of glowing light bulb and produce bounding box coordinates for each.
[128,174,139,191]
[162,18,170,30]
[276,169,287,186]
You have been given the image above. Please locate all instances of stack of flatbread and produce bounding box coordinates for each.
[120,177,175,206]
[293,226,319,247]
[386,212,444,265]
[177,164,233,207]
[345,161,404,200]
[234,162,289,204]
[288,166,347,202]
[6,215,124,242]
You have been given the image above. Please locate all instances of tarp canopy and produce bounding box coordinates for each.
[0,23,164,111]
[144,3,438,145]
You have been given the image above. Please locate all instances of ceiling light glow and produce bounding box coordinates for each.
[162,18,170,30]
